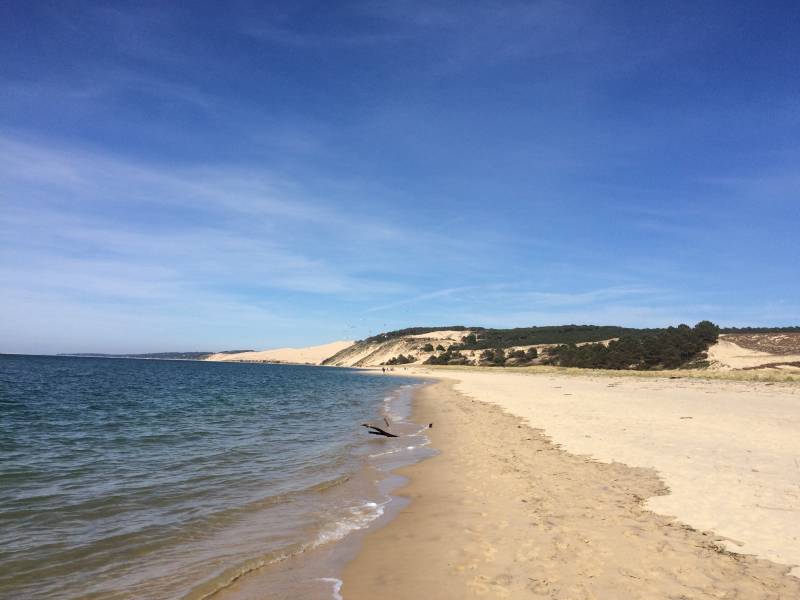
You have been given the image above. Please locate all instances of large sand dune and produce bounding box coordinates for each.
[322,330,468,367]
[204,340,353,365]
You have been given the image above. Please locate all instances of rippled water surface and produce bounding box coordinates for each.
[0,355,423,599]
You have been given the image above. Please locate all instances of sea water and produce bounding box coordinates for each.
[0,355,430,599]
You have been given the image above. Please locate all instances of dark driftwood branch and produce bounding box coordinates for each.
[361,423,398,438]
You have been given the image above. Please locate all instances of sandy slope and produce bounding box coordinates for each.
[344,380,800,599]
[204,340,353,365]
[407,330,472,340]
[708,338,800,370]
[323,330,468,367]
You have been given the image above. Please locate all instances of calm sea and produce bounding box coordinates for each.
[0,355,429,599]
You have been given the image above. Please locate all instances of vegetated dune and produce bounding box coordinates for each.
[322,331,624,368]
[204,340,354,365]
[723,332,800,355]
[204,331,800,371]
[708,334,800,371]
[322,330,470,367]
[406,329,470,340]
[322,329,628,368]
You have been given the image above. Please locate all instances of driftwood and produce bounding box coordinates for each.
[361,423,398,438]
[361,422,433,438]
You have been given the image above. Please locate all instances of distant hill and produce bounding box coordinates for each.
[58,350,252,360]
[58,324,800,372]
[323,323,797,371]
[322,325,667,368]
[454,325,661,349]
[204,341,354,365]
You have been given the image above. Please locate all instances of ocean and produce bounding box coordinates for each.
[0,354,430,599]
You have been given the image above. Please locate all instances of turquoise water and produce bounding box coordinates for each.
[0,355,426,599]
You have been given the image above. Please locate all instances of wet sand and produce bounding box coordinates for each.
[343,379,800,599]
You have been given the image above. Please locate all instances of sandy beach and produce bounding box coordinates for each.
[343,370,800,599]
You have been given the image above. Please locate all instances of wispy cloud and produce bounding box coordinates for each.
[367,285,479,312]
[0,135,405,240]
[702,174,800,201]
[244,23,404,48]
[366,283,667,317]
[0,133,429,352]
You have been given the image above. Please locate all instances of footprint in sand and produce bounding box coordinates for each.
[515,545,540,562]
[467,574,512,598]
[527,578,557,596]
[483,544,498,561]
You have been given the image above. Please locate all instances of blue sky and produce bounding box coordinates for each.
[1,1,798,354]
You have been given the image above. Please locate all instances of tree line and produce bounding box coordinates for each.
[546,321,720,370]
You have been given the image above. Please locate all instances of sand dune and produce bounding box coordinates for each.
[708,337,800,370]
[204,340,353,365]
[323,330,468,367]
[407,330,471,340]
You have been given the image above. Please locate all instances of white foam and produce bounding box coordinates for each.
[369,448,403,458]
[318,577,343,600]
[312,500,388,547]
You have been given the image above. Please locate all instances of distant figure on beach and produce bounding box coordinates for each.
[381,367,385,373]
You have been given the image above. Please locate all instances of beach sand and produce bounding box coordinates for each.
[343,373,800,599]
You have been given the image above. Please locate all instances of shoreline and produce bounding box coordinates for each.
[342,372,800,598]
[202,376,436,600]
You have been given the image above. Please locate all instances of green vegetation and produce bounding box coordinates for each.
[479,348,507,366]
[507,347,539,361]
[424,349,468,365]
[547,321,720,370]
[384,354,415,365]
[360,321,799,372]
[367,324,673,353]
[456,325,659,350]
[363,324,692,351]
